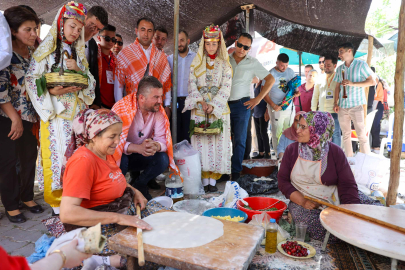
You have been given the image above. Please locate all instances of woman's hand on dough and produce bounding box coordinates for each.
[118,214,152,230]
[133,188,148,210]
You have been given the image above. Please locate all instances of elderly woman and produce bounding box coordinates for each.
[0,6,42,223]
[277,111,305,160]
[60,109,151,269]
[278,111,381,242]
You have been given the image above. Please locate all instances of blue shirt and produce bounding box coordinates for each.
[253,83,267,118]
[269,67,296,105]
[277,134,295,154]
[166,50,196,105]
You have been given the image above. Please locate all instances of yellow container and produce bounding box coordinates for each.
[265,219,278,253]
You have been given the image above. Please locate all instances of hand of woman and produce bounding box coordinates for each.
[264,108,270,122]
[59,239,92,268]
[206,104,214,114]
[117,214,152,230]
[302,199,320,210]
[49,86,81,95]
[9,117,23,140]
[199,101,208,112]
[66,59,81,72]
[133,188,148,210]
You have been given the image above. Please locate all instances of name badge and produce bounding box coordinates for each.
[106,70,114,84]
[326,89,333,100]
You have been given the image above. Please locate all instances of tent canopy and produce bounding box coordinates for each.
[1,0,382,56]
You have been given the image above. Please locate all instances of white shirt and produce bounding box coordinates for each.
[0,13,12,70]
[142,43,152,63]
[166,50,196,106]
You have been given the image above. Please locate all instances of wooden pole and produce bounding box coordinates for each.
[387,0,405,206]
[364,35,374,123]
[171,0,180,144]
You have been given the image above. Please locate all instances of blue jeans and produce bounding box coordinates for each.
[120,152,169,199]
[331,113,341,147]
[229,97,251,173]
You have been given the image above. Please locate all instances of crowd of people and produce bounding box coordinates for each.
[0,1,388,269]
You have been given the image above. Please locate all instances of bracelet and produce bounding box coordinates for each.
[50,249,67,267]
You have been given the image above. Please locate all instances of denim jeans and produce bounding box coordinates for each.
[120,152,169,199]
[331,113,341,147]
[229,97,251,173]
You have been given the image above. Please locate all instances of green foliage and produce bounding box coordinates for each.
[51,67,89,79]
[372,55,396,87]
[189,119,224,136]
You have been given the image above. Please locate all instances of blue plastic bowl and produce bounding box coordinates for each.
[202,208,248,223]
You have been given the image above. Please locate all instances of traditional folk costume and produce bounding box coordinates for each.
[114,38,171,101]
[25,2,95,212]
[183,25,232,190]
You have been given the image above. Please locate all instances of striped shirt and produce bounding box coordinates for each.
[333,59,374,108]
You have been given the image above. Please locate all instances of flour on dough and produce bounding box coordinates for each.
[142,212,224,249]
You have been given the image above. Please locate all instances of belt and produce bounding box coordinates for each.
[228,96,250,104]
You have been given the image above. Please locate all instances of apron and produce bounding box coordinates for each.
[290,157,340,206]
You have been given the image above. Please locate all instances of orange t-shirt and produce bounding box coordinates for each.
[63,146,127,209]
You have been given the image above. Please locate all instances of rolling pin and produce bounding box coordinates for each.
[342,70,348,98]
[304,196,405,234]
[136,204,145,266]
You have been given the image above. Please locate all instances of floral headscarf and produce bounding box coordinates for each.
[299,111,335,175]
[73,109,122,146]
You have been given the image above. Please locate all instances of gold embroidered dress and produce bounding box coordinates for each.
[25,3,95,209]
[183,27,232,180]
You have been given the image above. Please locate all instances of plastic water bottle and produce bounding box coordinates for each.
[265,218,278,253]
[165,175,184,203]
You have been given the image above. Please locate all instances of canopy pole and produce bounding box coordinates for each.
[241,4,255,34]
[387,0,405,206]
[298,51,302,77]
[172,0,180,144]
[364,35,374,124]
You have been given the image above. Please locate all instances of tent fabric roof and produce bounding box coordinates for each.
[1,0,381,55]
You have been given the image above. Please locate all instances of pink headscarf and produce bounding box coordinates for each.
[282,111,306,141]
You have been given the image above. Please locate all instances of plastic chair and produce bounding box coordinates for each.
[350,110,377,144]
[379,113,405,156]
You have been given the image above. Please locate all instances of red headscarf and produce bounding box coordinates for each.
[282,111,306,141]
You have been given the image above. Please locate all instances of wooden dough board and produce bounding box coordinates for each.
[109,211,265,270]
[320,204,405,261]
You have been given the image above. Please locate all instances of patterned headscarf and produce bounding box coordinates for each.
[298,111,335,175]
[73,109,122,146]
[33,1,88,66]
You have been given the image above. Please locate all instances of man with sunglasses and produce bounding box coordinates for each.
[228,33,275,181]
[112,34,124,56]
[317,56,326,83]
[95,24,117,109]
[84,6,108,110]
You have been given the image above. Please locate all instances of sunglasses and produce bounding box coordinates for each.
[116,41,123,46]
[236,42,250,51]
[100,35,117,43]
[319,61,325,64]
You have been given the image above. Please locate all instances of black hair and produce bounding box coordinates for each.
[179,29,189,39]
[338,42,354,52]
[4,6,40,40]
[155,26,168,37]
[305,64,314,69]
[137,76,163,97]
[99,24,116,34]
[87,6,108,27]
[136,17,155,30]
[18,5,37,15]
[324,54,338,65]
[277,53,289,63]
[52,38,77,71]
[238,32,253,44]
[116,33,123,42]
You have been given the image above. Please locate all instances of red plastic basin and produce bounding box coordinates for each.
[237,197,287,223]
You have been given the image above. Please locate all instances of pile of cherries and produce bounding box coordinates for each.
[281,241,308,257]
[197,123,209,128]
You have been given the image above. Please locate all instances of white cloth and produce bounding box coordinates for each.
[268,102,295,154]
[291,156,340,206]
[0,13,12,70]
[142,43,152,63]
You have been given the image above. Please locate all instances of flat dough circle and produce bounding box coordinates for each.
[142,212,224,249]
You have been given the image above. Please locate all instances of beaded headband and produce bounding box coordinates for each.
[203,24,220,41]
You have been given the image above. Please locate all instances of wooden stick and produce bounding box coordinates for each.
[304,196,405,234]
[342,70,347,98]
[136,204,145,266]
[387,0,405,206]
